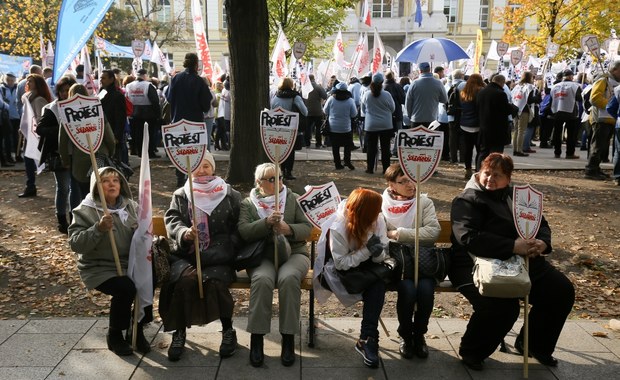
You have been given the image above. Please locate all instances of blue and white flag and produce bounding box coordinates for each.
[53,0,115,83]
[415,0,423,27]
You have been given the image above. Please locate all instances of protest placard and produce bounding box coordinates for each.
[297,182,341,229]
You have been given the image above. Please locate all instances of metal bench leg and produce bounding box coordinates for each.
[308,288,315,348]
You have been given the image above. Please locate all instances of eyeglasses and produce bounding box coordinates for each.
[261,175,283,183]
[395,179,414,185]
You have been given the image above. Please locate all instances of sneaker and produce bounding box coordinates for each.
[168,329,186,362]
[345,163,355,171]
[398,337,414,359]
[355,337,380,368]
[219,328,237,358]
[335,165,345,170]
[513,151,529,157]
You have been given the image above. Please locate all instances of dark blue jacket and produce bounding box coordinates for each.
[167,68,212,123]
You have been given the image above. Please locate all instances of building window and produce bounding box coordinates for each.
[444,0,457,24]
[157,0,171,23]
[222,4,227,29]
[479,0,489,29]
[372,0,392,18]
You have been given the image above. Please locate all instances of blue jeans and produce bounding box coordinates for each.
[522,126,535,151]
[396,278,435,338]
[53,169,71,217]
[360,280,386,340]
[204,118,214,151]
[613,128,620,180]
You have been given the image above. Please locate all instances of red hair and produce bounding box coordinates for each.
[345,188,382,249]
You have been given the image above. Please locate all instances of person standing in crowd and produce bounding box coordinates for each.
[434,66,445,80]
[447,70,466,164]
[585,60,620,180]
[323,82,357,170]
[606,85,620,186]
[405,62,448,127]
[213,81,228,151]
[476,74,517,171]
[326,188,390,368]
[36,76,77,233]
[382,164,440,360]
[361,72,395,174]
[166,53,214,187]
[550,69,582,159]
[202,76,218,152]
[303,74,328,148]
[17,74,52,198]
[511,72,537,157]
[383,71,406,157]
[0,72,19,165]
[69,167,152,356]
[449,153,574,371]
[238,163,312,367]
[458,74,485,178]
[162,154,241,362]
[99,70,128,163]
[125,69,161,158]
[59,84,116,204]
[271,77,308,180]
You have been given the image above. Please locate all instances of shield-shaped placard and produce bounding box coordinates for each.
[546,42,560,58]
[581,35,600,57]
[396,126,443,184]
[260,107,298,164]
[293,42,307,60]
[512,185,543,240]
[510,50,523,66]
[161,119,208,175]
[132,39,146,58]
[296,182,341,229]
[58,94,105,154]
[497,41,509,57]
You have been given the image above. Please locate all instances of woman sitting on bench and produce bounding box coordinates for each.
[161,153,242,362]
[238,163,312,367]
[382,163,441,360]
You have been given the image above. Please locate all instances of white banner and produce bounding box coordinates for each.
[396,127,444,184]
[297,182,341,229]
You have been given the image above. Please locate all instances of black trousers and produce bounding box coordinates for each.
[448,121,463,163]
[365,130,393,173]
[281,150,295,174]
[458,266,574,361]
[306,116,323,146]
[95,276,137,330]
[553,118,579,157]
[129,117,158,156]
[462,131,479,171]
[330,131,353,167]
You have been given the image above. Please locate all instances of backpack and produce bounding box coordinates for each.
[446,83,461,116]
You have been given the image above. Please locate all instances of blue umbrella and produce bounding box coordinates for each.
[395,38,470,63]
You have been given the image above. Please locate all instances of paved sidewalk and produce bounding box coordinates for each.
[1,317,618,379]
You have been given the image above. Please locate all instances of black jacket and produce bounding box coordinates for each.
[383,79,405,120]
[167,68,212,123]
[449,175,553,287]
[476,83,518,147]
[100,84,127,140]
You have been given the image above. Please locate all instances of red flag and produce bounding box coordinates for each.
[191,0,213,79]
[361,0,372,27]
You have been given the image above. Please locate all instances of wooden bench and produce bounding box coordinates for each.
[151,217,456,347]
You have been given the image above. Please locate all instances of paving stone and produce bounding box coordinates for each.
[19,319,96,334]
[0,367,53,380]
[303,367,386,379]
[131,366,218,379]
[0,333,82,367]
[47,348,141,379]
[0,319,27,344]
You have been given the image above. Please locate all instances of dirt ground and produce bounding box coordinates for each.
[0,158,619,322]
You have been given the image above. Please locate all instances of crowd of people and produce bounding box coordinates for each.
[5,52,615,371]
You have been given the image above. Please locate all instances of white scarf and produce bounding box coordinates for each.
[250,186,288,219]
[83,193,129,224]
[381,188,416,229]
[184,176,227,215]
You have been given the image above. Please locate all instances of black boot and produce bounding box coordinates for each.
[1,157,14,167]
[57,214,69,235]
[17,187,36,198]
[250,333,264,367]
[168,328,186,361]
[126,323,151,354]
[280,334,295,366]
[412,334,429,358]
[106,327,133,356]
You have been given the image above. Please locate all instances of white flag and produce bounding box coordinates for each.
[128,123,154,321]
[487,40,500,60]
[354,33,370,77]
[271,28,290,81]
[191,0,213,78]
[300,62,313,99]
[21,97,41,166]
[151,41,172,76]
[333,30,346,67]
[80,45,97,95]
[371,29,385,74]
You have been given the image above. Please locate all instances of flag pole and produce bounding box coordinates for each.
[523,222,530,378]
[86,133,122,276]
[274,146,280,272]
[414,165,421,312]
[186,156,204,299]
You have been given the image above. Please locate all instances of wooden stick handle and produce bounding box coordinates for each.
[379,317,390,338]
[274,146,280,272]
[186,156,204,299]
[86,134,122,276]
[132,297,139,350]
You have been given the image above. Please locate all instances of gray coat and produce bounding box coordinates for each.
[68,167,137,289]
[238,189,312,260]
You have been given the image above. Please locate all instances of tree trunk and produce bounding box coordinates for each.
[224,0,270,184]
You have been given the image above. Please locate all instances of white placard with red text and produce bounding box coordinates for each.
[512,185,543,240]
[397,127,443,185]
[297,182,341,229]
[497,41,509,57]
[260,107,298,164]
[510,50,523,67]
[58,94,105,154]
[161,119,208,174]
[581,35,600,58]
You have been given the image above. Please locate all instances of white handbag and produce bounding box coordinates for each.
[470,254,531,298]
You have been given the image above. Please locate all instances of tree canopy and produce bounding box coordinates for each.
[267,0,356,59]
[495,0,618,60]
